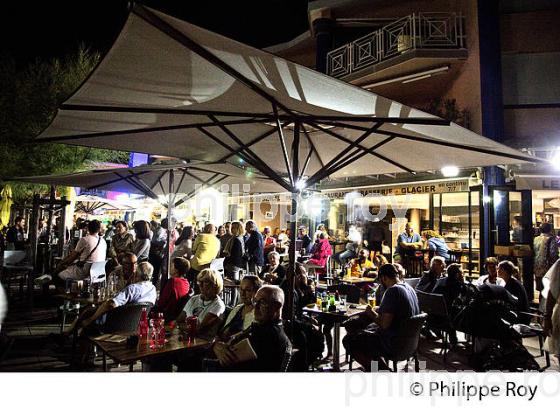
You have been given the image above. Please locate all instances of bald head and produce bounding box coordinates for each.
[254,285,284,323]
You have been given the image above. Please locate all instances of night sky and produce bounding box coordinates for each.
[0,0,309,65]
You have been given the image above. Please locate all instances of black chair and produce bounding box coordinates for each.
[383,313,427,372]
[280,345,294,372]
[511,311,551,369]
[99,302,153,371]
[416,290,454,362]
[404,277,420,289]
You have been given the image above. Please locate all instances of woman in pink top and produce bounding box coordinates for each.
[307,233,332,274]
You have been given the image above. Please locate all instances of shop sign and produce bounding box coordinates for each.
[323,179,469,199]
[515,175,560,190]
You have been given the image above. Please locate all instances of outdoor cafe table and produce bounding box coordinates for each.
[303,304,367,371]
[340,276,378,286]
[89,332,213,371]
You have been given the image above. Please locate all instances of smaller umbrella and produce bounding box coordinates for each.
[74,194,134,215]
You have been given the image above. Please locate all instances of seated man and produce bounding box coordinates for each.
[348,248,375,277]
[261,251,286,285]
[211,285,292,371]
[432,263,466,344]
[476,257,506,286]
[62,253,157,338]
[343,264,419,371]
[498,260,529,317]
[416,256,446,293]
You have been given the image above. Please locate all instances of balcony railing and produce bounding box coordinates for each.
[327,13,466,78]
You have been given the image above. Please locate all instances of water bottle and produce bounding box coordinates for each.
[149,319,157,349]
[137,308,149,342]
[156,313,166,347]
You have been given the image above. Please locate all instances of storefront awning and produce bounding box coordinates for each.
[34,5,545,193]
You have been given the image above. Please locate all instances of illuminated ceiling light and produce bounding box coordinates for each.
[441,166,459,177]
[295,179,307,191]
[551,151,560,169]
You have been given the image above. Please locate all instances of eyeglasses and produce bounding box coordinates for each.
[253,298,270,308]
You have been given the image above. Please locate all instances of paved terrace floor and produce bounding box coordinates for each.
[0,292,557,372]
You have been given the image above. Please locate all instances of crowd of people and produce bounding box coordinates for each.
[2,213,560,372]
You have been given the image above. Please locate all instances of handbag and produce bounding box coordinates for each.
[76,236,101,269]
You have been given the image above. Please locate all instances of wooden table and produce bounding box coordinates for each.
[303,304,366,371]
[340,276,378,286]
[90,332,213,371]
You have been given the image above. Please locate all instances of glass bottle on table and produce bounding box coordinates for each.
[156,313,166,347]
[137,308,149,342]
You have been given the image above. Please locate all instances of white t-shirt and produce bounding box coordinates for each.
[75,234,107,263]
[183,295,225,324]
[475,275,506,287]
[112,281,157,307]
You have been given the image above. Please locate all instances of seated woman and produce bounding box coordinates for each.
[306,233,333,275]
[156,257,191,322]
[262,226,277,257]
[218,275,262,340]
[177,268,226,338]
[261,251,286,285]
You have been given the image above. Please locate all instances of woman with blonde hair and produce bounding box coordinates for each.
[178,268,225,337]
[422,230,450,262]
[223,221,245,278]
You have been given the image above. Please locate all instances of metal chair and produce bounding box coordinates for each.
[86,260,107,285]
[383,313,428,372]
[1,250,33,298]
[209,257,225,276]
[416,290,454,362]
[404,277,420,289]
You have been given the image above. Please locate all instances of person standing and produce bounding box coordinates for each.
[245,220,264,275]
[543,260,560,366]
[133,220,151,262]
[223,221,245,278]
[422,230,450,262]
[219,222,232,256]
[534,223,559,292]
[6,216,25,251]
[190,224,220,277]
[108,221,134,263]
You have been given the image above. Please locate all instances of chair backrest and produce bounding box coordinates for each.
[404,277,420,289]
[416,290,449,318]
[328,283,361,304]
[209,258,225,275]
[103,302,153,334]
[280,344,294,372]
[389,313,428,361]
[88,260,107,284]
[3,250,26,266]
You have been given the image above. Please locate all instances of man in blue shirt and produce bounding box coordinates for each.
[396,223,422,260]
[343,264,419,371]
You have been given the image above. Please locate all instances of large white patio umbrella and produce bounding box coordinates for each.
[33,4,546,318]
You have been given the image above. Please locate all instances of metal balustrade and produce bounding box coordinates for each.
[327,13,466,78]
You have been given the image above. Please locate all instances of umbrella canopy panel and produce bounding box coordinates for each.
[35,5,544,192]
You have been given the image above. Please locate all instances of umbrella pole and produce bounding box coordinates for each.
[166,170,175,285]
[286,192,298,323]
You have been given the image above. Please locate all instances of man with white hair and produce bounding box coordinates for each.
[416,256,446,293]
[211,285,291,371]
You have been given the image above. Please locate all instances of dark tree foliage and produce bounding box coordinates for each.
[0,45,129,203]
